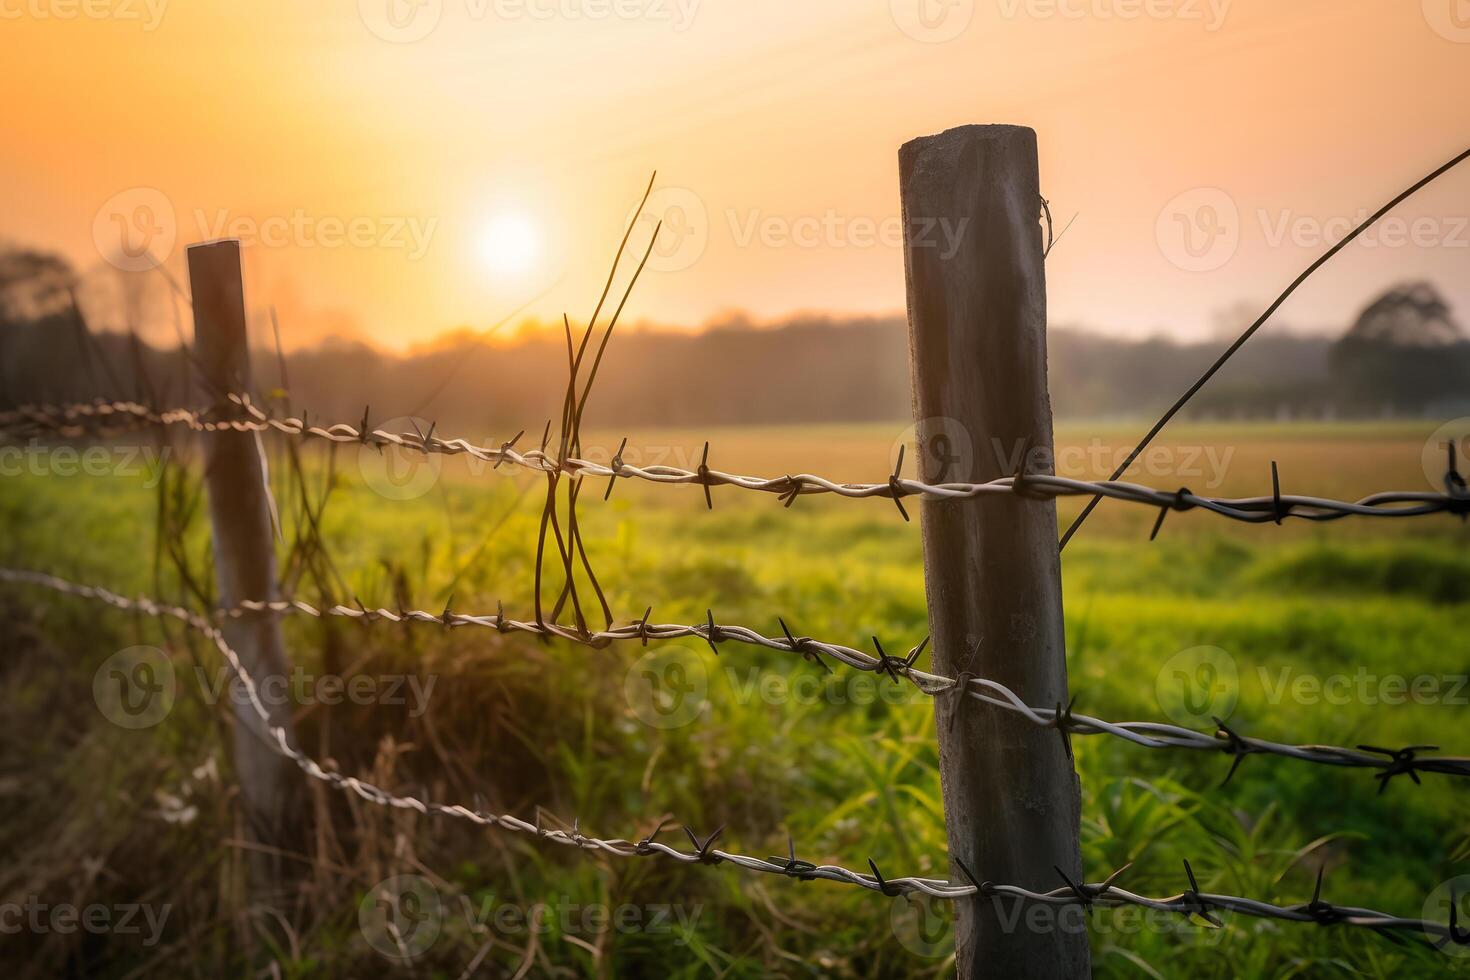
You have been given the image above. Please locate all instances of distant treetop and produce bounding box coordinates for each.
[1343,282,1463,348]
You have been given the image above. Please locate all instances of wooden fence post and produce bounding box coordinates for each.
[899,125,1089,978]
[187,240,299,894]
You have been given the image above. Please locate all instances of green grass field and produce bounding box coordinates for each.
[2,421,1469,977]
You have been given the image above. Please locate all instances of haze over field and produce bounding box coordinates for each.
[3,1,1468,350]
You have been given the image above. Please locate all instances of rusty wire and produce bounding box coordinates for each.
[1,566,1465,949]
[4,396,1469,526]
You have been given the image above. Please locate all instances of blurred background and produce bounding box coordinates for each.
[2,2,1468,977]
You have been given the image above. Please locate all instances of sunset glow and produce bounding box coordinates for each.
[477,213,543,279]
[5,7,1470,977]
[1,2,1466,351]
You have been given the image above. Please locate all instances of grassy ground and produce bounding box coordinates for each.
[1,421,1468,977]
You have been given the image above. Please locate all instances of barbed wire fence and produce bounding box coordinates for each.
[1,567,1465,949]
[3,144,1470,968]
[5,394,1470,524]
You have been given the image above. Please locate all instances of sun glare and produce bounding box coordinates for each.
[478,213,542,277]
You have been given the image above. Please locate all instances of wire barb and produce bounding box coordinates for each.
[604,436,628,501]
[778,617,832,675]
[701,609,723,655]
[1180,859,1223,928]
[20,566,1468,787]
[683,825,725,865]
[697,441,714,510]
[1214,716,1264,787]
[769,837,819,881]
[4,561,1470,946]
[1358,744,1438,793]
[888,445,911,522]
[1149,486,1196,541]
[8,399,1470,525]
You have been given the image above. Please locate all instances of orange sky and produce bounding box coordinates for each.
[2,0,1466,350]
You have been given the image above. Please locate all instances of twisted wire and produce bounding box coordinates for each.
[3,397,1467,524]
[7,565,1466,786]
[3,567,1465,947]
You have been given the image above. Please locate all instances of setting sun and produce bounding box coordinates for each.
[4,5,1470,976]
[477,212,542,278]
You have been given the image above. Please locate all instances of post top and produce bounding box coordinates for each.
[900,123,1036,160]
[187,239,242,253]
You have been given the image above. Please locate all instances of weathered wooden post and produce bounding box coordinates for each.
[899,125,1089,978]
[188,240,299,893]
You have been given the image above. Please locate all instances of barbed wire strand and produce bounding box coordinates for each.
[1057,145,1470,549]
[5,397,1469,526]
[4,565,1467,787]
[2,567,1464,948]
